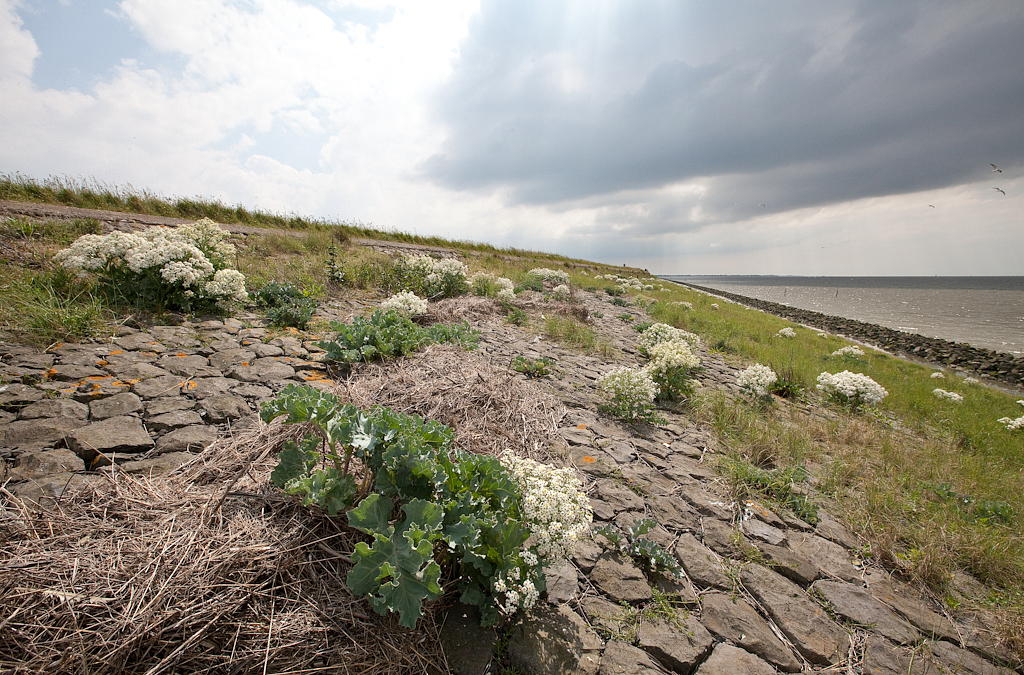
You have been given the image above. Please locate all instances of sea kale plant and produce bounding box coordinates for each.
[261,385,592,628]
[318,310,477,364]
[596,518,683,579]
[831,345,866,360]
[392,254,469,299]
[511,355,554,378]
[597,367,659,422]
[736,364,778,403]
[642,339,701,400]
[251,281,317,329]
[54,218,247,310]
[998,401,1024,431]
[469,271,516,301]
[816,370,888,409]
[638,322,700,355]
[525,267,570,287]
[379,291,429,318]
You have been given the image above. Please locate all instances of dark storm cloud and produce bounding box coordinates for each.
[424,0,1024,229]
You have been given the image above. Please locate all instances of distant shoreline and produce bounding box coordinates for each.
[666,279,1024,390]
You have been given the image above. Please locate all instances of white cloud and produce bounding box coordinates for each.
[0,0,1021,275]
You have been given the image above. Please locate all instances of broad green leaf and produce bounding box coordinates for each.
[349,493,394,534]
[270,435,318,487]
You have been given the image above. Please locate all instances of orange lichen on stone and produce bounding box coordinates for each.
[240,361,250,367]
[95,360,109,366]
[44,368,58,379]
[108,350,125,355]
[174,353,188,358]
[576,424,588,429]
[581,456,597,463]
[85,375,113,381]
[300,370,327,381]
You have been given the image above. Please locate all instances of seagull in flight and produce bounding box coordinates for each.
[990,163,1003,173]
[928,204,935,208]
[993,187,1006,196]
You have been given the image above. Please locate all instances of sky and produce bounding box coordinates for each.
[1,0,1023,275]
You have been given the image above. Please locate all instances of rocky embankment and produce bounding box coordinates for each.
[1,290,1017,673]
[673,281,1024,390]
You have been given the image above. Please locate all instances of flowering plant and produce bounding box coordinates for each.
[638,322,701,354]
[710,303,720,310]
[998,415,1024,431]
[671,301,694,310]
[932,388,964,403]
[550,284,571,300]
[469,271,515,299]
[380,291,429,317]
[263,386,589,628]
[54,218,247,310]
[525,267,570,286]
[930,371,945,379]
[598,367,659,422]
[777,327,797,338]
[500,454,592,561]
[816,370,888,408]
[394,254,469,299]
[643,339,700,400]
[831,345,865,358]
[737,364,778,400]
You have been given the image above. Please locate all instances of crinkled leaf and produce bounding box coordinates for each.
[348,493,394,534]
[270,435,319,488]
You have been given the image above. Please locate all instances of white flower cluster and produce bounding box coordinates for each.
[737,364,778,398]
[500,454,592,561]
[492,553,541,616]
[963,377,979,385]
[178,217,236,267]
[831,345,865,358]
[816,370,888,407]
[597,366,659,419]
[671,301,694,310]
[930,371,945,379]
[468,271,515,300]
[204,269,248,302]
[932,388,964,403]
[710,303,720,310]
[550,284,571,299]
[998,415,1024,431]
[54,220,246,304]
[526,267,570,285]
[380,291,428,317]
[777,327,797,338]
[397,254,468,298]
[644,339,700,376]
[638,322,701,353]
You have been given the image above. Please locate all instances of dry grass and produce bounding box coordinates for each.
[426,296,505,324]
[340,344,567,460]
[0,422,446,674]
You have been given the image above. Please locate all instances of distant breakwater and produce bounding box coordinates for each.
[671,281,1024,390]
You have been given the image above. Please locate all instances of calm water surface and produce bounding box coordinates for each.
[663,276,1024,355]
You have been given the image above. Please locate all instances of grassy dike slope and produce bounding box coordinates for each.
[0,177,1021,670]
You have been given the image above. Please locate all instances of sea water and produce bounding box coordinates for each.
[662,276,1024,355]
